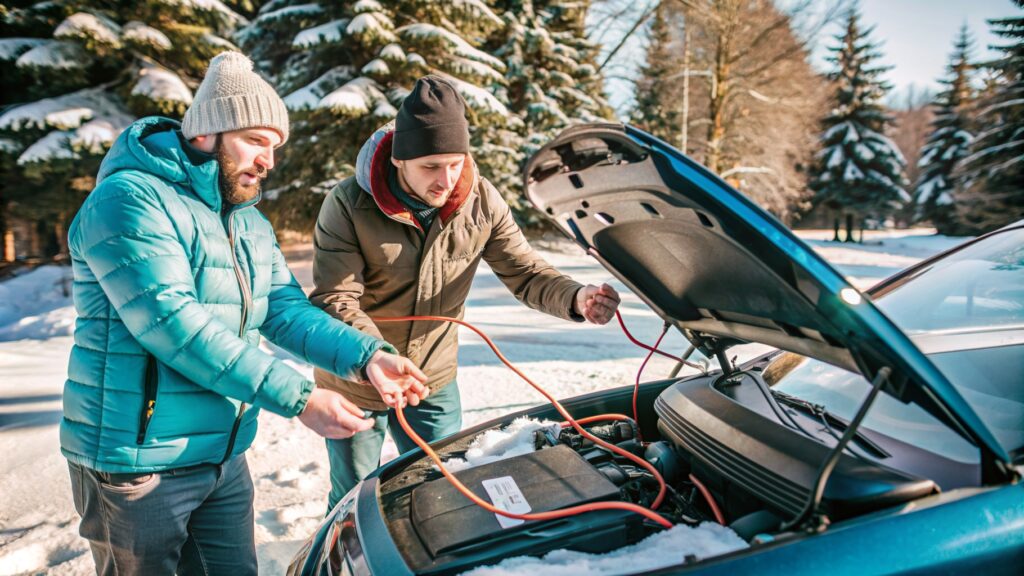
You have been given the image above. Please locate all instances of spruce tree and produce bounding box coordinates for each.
[237,0,511,231]
[240,0,611,230]
[955,2,1023,234]
[810,8,909,240]
[914,25,974,233]
[489,0,612,220]
[0,0,247,256]
[630,3,683,146]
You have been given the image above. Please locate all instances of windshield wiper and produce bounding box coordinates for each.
[771,390,891,459]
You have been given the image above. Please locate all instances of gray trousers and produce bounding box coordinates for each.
[68,453,256,576]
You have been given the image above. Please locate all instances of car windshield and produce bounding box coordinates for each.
[765,227,1024,462]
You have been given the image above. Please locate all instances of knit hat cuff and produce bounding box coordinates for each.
[181,93,290,145]
[392,121,469,160]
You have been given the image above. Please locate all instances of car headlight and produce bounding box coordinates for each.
[288,482,361,576]
[323,485,360,575]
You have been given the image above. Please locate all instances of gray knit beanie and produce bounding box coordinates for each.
[181,51,289,145]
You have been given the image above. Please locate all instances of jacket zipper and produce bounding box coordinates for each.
[222,210,252,463]
[136,354,159,445]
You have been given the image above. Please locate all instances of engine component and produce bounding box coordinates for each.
[410,444,638,558]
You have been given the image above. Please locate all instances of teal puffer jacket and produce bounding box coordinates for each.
[61,117,388,473]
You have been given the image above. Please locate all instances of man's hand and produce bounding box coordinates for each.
[365,350,429,409]
[574,283,621,325]
[298,388,375,439]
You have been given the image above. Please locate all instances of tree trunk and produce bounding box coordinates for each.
[3,230,13,263]
[54,218,68,259]
[29,222,41,257]
[705,39,729,174]
[832,216,841,242]
[844,213,855,243]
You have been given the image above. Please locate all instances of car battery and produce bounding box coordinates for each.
[410,444,642,559]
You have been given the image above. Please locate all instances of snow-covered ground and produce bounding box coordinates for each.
[0,229,965,575]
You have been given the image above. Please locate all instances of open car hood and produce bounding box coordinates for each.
[525,124,1011,470]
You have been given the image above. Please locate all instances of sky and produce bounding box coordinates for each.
[598,0,1021,115]
[817,0,1020,106]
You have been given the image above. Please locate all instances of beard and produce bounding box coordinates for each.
[217,144,264,206]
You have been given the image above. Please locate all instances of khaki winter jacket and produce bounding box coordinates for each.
[311,126,584,409]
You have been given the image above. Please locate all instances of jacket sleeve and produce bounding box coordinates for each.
[480,181,585,321]
[74,182,312,418]
[308,185,385,339]
[259,237,391,382]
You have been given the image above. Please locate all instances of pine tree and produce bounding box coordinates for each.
[237,0,512,231]
[914,25,974,233]
[239,0,611,230]
[810,8,909,240]
[629,3,683,146]
[488,0,612,220]
[955,2,1024,234]
[0,0,247,257]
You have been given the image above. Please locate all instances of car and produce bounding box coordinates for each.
[289,123,1024,575]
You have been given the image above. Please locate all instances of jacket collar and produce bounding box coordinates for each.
[96,116,245,213]
[367,130,475,230]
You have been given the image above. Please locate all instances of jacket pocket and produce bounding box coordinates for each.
[136,354,158,445]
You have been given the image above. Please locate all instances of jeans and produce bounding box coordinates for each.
[325,381,463,511]
[67,453,256,576]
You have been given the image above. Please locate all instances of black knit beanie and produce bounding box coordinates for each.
[392,75,470,160]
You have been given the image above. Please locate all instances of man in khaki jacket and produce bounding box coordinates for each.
[311,75,620,510]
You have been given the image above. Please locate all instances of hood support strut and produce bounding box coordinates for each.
[781,366,893,534]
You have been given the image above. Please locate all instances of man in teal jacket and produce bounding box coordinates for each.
[61,51,428,575]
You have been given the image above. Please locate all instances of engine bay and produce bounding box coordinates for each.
[376,370,946,575]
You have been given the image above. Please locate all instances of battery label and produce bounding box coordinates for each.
[481,476,532,529]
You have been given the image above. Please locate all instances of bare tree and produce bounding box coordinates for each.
[661,0,839,222]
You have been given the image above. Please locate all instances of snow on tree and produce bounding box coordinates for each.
[476,0,611,220]
[239,0,610,230]
[954,2,1024,234]
[0,0,249,257]
[810,8,909,239]
[913,25,974,233]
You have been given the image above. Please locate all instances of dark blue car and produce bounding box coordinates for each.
[289,124,1024,575]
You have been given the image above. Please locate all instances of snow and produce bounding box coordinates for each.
[318,77,385,115]
[398,23,506,71]
[440,417,561,473]
[353,0,383,12]
[0,138,20,154]
[379,42,406,61]
[17,130,76,164]
[131,65,193,104]
[372,101,398,118]
[842,161,864,182]
[283,66,354,111]
[449,56,505,83]
[160,0,247,26]
[0,266,75,341]
[71,113,133,153]
[449,0,504,28]
[0,230,970,573]
[202,33,237,50]
[825,146,844,169]
[0,38,47,61]
[347,12,397,43]
[15,40,86,70]
[255,2,322,23]
[406,52,426,66]
[449,76,510,117]
[292,19,348,48]
[122,21,173,51]
[361,58,389,75]
[461,522,748,576]
[53,12,122,47]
